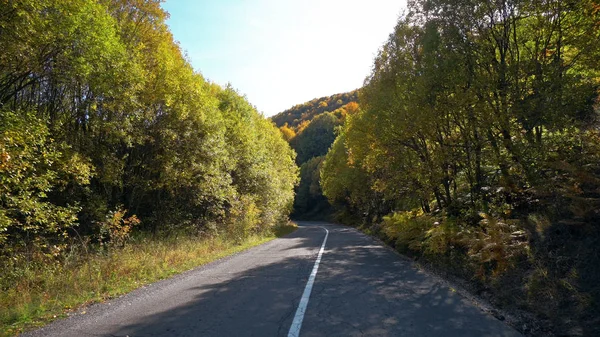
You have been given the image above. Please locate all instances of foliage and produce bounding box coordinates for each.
[97,207,140,248]
[272,91,359,218]
[321,0,600,333]
[321,130,387,224]
[465,214,529,279]
[0,110,89,255]
[271,90,358,130]
[278,123,296,141]
[381,211,433,253]
[0,0,297,253]
[289,112,341,164]
[217,86,298,230]
[293,156,329,219]
[0,2,298,331]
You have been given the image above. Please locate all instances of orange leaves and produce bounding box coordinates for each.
[99,207,141,248]
[344,101,360,115]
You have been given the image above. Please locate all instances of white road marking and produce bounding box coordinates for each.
[288,227,329,337]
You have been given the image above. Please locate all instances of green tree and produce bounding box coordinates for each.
[0,0,298,252]
[294,156,329,218]
[290,112,341,164]
[0,110,91,253]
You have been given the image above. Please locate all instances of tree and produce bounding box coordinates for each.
[294,156,329,218]
[279,124,296,141]
[290,112,341,164]
[0,110,90,253]
[0,0,299,253]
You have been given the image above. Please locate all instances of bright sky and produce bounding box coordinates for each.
[161,0,407,116]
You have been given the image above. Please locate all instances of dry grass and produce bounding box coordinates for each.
[0,223,297,336]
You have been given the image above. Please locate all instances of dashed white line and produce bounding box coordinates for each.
[287,227,329,337]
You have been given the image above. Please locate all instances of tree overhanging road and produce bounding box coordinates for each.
[22,222,521,337]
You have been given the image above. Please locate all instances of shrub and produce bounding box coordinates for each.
[463,214,530,279]
[97,207,141,248]
[0,110,91,257]
[381,211,434,253]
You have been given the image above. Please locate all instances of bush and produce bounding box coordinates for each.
[0,110,91,257]
[97,207,141,248]
[224,195,262,243]
[381,211,433,253]
[463,214,530,279]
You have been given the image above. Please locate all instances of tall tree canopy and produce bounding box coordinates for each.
[0,0,298,254]
[323,0,600,222]
[321,0,600,331]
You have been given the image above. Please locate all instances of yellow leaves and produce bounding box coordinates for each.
[225,195,263,242]
[0,150,10,170]
[62,152,94,185]
[99,207,141,248]
[279,123,296,141]
[381,211,433,252]
[344,101,360,115]
[295,120,310,134]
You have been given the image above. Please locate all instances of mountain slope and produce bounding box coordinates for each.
[271,90,359,129]
[271,91,360,219]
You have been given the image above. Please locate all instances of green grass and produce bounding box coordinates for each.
[0,223,297,336]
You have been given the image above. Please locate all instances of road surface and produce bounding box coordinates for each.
[22,222,521,337]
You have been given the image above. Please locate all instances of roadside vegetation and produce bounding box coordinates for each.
[4,0,600,336]
[0,222,297,336]
[0,1,297,335]
[318,0,600,335]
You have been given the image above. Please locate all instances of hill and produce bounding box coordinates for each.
[271,90,359,129]
[271,91,360,220]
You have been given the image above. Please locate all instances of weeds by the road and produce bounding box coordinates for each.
[0,223,297,336]
[358,212,600,336]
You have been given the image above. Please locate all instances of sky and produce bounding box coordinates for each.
[161,0,407,117]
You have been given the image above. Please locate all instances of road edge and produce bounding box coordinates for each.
[18,228,301,337]
[329,222,532,337]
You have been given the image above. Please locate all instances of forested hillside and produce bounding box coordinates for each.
[271,90,358,130]
[271,92,359,218]
[0,1,297,332]
[321,0,600,334]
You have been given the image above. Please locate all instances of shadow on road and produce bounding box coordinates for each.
[103,224,520,337]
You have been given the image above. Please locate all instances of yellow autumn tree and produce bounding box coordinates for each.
[279,123,296,141]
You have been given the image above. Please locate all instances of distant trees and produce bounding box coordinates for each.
[279,124,296,142]
[0,0,297,256]
[271,90,359,129]
[290,112,341,165]
[293,156,328,216]
[271,92,359,218]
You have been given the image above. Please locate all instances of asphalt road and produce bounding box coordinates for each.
[22,222,521,337]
